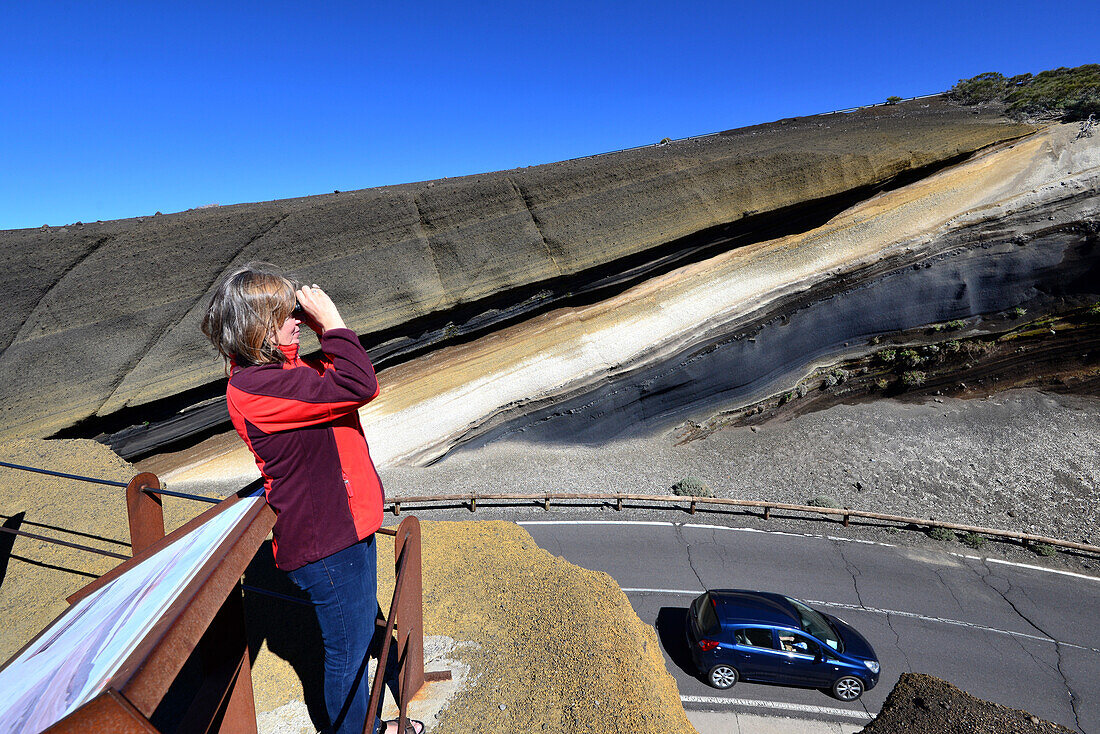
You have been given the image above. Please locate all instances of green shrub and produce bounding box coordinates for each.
[1032,542,1058,557]
[875,378,890,390]
[886,95,902,105]
[901,371,926,388]
[929,527,956,542]
[950,72,1007,104]
[942,340,961,354]
[1086,302,1100,320]
[876,349,897,364]
[807,495,841,509]
[946,319,965,330]
[961,532,987,549]
[1012,306,1027,319]
[672,476,714,498]
[950,65,1100,121]
[1004,64,1100,120]
[898,349,923,367]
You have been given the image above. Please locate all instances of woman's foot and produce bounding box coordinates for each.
[383,718,424,734]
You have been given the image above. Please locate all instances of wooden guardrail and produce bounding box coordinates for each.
[387,492,1100,556]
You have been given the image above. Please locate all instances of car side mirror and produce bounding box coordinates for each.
[813,651,823,664]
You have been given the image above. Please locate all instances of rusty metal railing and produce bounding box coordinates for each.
[370,517,451,733]
[1,465,448,733]
[386,492,1100,556]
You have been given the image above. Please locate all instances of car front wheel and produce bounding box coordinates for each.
[832,675,864,701]
[708,664,739,689]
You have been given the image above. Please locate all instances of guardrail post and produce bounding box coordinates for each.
[764,506,771,521]
[125,472,165,555]
[393,501,401,516]
[469,497,477,512]
[616,495,623,511]
[394,517,425,708]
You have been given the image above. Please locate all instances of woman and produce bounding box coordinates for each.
[202,263,423,734]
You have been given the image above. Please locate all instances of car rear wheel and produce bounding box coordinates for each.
[708,664,739,689]
[832,675,864,701]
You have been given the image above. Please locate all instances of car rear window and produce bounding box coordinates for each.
[691,592,720,636]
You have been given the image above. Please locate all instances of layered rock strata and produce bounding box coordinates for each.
[158,122,1098,488]
[0,98,1032,443]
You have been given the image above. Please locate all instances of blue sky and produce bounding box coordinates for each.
[2,1,1096,230]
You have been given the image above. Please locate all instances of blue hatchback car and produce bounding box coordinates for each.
[686,589,880,701]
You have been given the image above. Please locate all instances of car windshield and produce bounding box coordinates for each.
[692,592,720,636]
[787,597,843,652]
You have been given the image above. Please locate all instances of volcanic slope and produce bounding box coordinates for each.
[158,120,1098,489]
[0,98,1033,444]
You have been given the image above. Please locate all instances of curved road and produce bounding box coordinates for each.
[517,520,1099,733]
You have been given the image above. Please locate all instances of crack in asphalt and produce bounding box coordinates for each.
[832,538,866,608]
[976,559,1085,733]
[883,612,916,674]
[933,568,968,614]
[830,540,874,716]
[673,522,709,593]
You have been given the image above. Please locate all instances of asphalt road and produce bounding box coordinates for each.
[516,519,1099,733]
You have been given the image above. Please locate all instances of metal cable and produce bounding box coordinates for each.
[0,460,127,487]
[0,460,219,503]
[0,526,129,560]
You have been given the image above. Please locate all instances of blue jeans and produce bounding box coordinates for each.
[287,536,381,734]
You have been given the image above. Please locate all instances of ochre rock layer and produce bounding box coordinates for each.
[0,98,1032,440]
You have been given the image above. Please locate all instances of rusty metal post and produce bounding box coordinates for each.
[843,512,850,528]
[764,506,771,521]
[126,472,165,556]
[394,517,425,705]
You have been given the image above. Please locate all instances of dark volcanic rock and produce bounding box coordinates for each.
[861,673,1075,734]
[0,98,1032,441]
[457,194,1100,450]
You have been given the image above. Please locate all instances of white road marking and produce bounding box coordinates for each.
[621,587,1100,655]
[680,695,873,721]
[982,557,1100,583]
[518,520,674,527]
[518,519,1100,582]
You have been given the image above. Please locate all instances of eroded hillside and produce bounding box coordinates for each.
[1,97,1034,450]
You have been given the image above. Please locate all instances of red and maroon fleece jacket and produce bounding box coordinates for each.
[226,328,384,571]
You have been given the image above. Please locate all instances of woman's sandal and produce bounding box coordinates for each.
[383,718,425,734]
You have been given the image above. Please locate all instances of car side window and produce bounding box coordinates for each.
[734,628,775,649]
[778,631,820,656]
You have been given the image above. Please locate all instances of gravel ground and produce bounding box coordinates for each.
[861,673,1075,734]
[380,389,1100,550]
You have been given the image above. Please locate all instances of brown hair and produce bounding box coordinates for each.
[201,263,298,368]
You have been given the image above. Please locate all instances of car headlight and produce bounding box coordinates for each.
[864,660,880,674]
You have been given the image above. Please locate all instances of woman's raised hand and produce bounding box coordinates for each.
[296,284,347,334]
